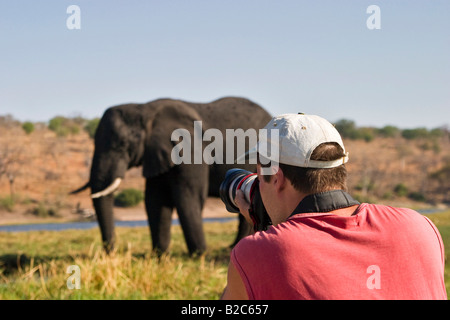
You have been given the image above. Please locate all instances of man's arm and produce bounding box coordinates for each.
[235,190,253,225]
[221,189,253,299]
[221,259,249,300]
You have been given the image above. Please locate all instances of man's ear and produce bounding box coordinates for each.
[273,166,287,192]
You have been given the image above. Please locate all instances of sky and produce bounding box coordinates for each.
[0,0,449,129]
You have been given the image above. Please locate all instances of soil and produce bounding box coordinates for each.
[0,197,231,226]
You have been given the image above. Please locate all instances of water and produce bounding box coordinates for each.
[0,217,237,233]
[0,208,445,233]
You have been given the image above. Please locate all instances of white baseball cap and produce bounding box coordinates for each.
[237,113,349,168]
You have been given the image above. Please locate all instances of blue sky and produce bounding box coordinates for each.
[0,0,449,129]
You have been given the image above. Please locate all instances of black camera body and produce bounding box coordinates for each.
[219,169,272,231]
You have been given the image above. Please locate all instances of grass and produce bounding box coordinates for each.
[0,221,237,299]
[424,210,450,295]
[1,211,450,300]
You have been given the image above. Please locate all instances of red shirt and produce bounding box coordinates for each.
[231,203,447,300]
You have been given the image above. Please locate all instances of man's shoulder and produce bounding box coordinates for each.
[359,202,424,218]
[359,202,439,234]
[360,202,417,213]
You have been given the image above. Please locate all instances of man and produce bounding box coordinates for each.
[221,113,446,300]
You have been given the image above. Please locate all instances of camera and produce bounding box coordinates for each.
[219,169,272,231]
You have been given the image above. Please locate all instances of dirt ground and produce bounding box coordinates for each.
[0,197,232,225]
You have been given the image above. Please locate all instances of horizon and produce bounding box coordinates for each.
[2,110,449,132]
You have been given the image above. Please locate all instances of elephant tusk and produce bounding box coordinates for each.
[91,178,122,199]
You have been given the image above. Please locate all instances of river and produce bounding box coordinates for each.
[0,217,237,233]
[0,208,446,233]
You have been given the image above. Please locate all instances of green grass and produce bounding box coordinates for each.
[1,211,450,299]
[424,210,450,295]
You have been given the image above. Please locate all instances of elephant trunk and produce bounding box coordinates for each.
[93,194,116,253]
[91,178,122,253]
[89,153,127,254]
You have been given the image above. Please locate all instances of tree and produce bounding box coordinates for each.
[377,125,399,138]
[334,119,357,139]
[0,142,25,198]
[48,116,80,137]
[401,128,429,140]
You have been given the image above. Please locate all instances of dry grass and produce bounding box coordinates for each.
[0,221,237,300]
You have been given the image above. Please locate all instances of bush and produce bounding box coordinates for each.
[430,164,450,183]
[0,196,15,212]
[114,189,144,207]
[30,203,59,217]
[84,118,100,139]
[334,119,375,142]
[377,125,399,138]
[334,119,357,139]
[48,116,80,137]
[356,127,375,142]
[394,183,409,197]
[408,192,426,202]
[401,128,429,140]
[22,121,35,135]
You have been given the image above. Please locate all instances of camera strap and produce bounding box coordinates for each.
[289,190,360,217]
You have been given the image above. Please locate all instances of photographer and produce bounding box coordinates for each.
[221,113,447,300]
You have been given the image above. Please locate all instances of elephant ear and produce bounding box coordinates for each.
[143,102,202,178]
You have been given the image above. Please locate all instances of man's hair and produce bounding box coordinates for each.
[260,142,348,194]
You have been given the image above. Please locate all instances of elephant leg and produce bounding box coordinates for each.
[171,167,208,256]
[145,178,174,255]
[175,197,207,256]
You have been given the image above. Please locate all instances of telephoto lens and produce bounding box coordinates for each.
[219,168,272,231]
[219,169,257,214]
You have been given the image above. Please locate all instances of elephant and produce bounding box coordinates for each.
[71,97,272,255]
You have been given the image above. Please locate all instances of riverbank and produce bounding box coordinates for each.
[0,197,231,226]
[0,194,449,230]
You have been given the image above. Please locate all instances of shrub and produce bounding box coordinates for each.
[84,118,100,139]
[0,196,15,212]
[114,189,144,207]
[377,125,399,138]
[334,119,357,139]
[22,122,35,135]
[401,128,429,140]
[408,191,426,202]
[394,183,409,197]
[48,116,80,137]
[334,119,375,142]
[30,203,59,217]
[430,164,450,183]
[357,127,375,142]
